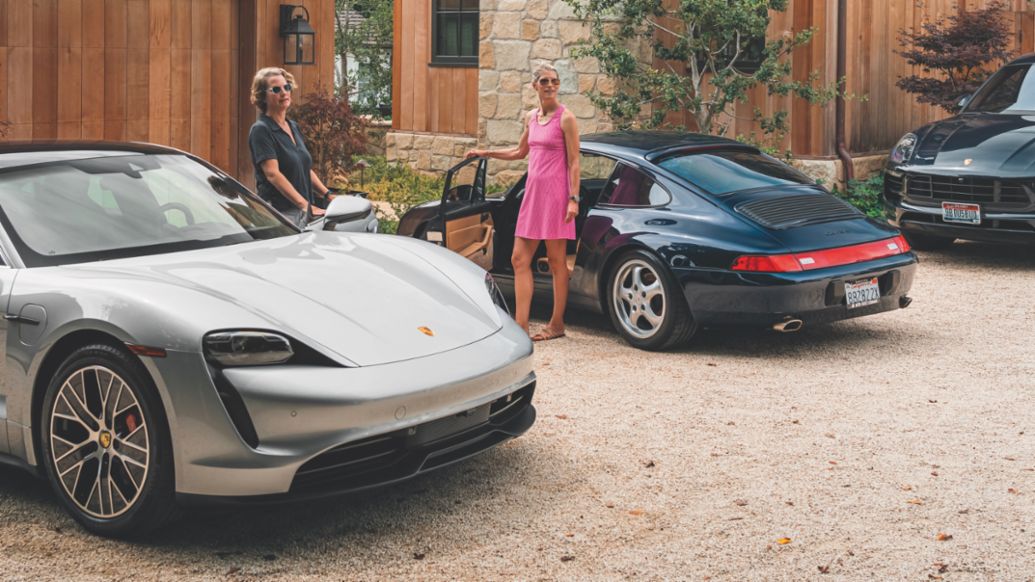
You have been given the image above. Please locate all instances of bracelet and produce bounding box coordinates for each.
[568,195,580,203]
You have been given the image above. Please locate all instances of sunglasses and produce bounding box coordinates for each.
[537,78,561,87]
[266,83,293,94]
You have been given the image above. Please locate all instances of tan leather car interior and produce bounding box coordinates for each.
[446,214,494,270]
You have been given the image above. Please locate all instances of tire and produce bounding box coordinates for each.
[904,231,955,251]
[605,250,697,351]
[40,344,179,538]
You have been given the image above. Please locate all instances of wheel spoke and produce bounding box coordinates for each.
[58,392,98,432]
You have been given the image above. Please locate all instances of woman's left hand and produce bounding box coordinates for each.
[564,200,579,223]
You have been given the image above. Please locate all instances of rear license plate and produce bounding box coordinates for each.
[845,277,880,309]
[942,201,981,225]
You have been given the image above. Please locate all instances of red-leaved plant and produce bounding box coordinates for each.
[291,86,368,187]
[895,1,1013,113]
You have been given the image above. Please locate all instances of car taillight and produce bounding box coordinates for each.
[731,236,911,273]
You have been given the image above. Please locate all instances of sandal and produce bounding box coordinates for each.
[531,327,566,342]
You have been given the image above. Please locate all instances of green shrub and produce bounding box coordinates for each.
[832,174,884,219]
[348,156,443,234]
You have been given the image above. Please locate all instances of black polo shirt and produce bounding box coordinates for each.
[248,114,313,211]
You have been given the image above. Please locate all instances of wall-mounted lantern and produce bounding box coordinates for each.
[279,5,315,65]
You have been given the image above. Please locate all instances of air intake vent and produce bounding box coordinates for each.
[736,194,863,230]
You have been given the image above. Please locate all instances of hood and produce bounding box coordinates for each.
[907,113,1035,176]
[62,233,501,367]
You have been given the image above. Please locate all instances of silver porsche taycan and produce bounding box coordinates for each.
[0,143,536,537]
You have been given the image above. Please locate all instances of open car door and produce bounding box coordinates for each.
[425,157,495,271]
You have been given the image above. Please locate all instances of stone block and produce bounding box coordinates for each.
[493,40,532,71]
[595,75,616,96]
[521,19,541,41]
[526,0,549,19]
[394,132,414,149]
[413,135,434,151]
[558,20,591,44]
[480,42,495,69]
[479,70,500,92]
[853,154,888,180]
[479,93,499,119]
[497,0,525,9]
[573,56,600,74]
[578,74,596,93]
[548,0,579,20]
[531,38,563,60]
[496,93,525,120]
[522,85,539,108]
[564,93,596,118]
[432,137,455,156]
[553,59,577,93]
[500,71,526,93]
[416,150,433,171]
[791,158,840,187]
[486,119,524,145]
[480,14,494,41]
[494,169,528,185]
[540,19,558,38]
[493,12,522,39]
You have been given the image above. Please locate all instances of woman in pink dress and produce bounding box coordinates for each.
[467,63,581,341]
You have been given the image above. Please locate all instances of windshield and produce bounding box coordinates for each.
[967,64,1035,113]
[0,154,297,267]
[657,150,813,195]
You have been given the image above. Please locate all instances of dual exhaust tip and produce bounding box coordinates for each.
[770,295,913,334]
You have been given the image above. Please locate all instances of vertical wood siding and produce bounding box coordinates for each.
[0,0,336,182]
[393,0,479,136]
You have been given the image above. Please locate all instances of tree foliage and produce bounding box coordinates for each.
[292,87,368,186]
[335,0,393,116]
[564,0,840,144]
[895,1,1013,113]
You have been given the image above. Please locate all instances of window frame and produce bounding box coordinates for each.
[595,161,673,209]
[430,0,479,67]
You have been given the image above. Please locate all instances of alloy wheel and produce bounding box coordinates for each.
[611,258,666,340]
[48,365,150,519]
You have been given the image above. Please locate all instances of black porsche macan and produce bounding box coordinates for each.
[884,53,1035,249]
[399,131,917,350]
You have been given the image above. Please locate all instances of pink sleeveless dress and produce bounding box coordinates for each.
[515,105,575,240]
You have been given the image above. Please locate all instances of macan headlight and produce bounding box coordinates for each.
[204,331,294,366]
[890,133,917,164]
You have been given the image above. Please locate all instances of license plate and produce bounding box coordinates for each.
[942,201,981,225]
[845,277,880,309]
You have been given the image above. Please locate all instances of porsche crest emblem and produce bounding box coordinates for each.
[99,431,112,449]
[418,326,435,337]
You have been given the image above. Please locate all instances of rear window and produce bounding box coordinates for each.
[657,150,813,195]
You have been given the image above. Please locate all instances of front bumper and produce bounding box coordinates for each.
[673,254,917,326]
[151,320,535,499]
[887,200,1035,244]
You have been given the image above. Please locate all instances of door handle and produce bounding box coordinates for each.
[3,313,39,326]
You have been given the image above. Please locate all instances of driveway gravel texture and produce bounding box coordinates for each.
[1,242,1033,581]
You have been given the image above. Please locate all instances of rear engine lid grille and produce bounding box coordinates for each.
[735,194,863,230]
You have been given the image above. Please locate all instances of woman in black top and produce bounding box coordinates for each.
[248,67,335,226]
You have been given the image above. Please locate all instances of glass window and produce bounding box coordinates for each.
[0,154,296,267]
[598,163,670,207]
[968,64,1035,113]
[432,0,478,66]
[657,150,813,195]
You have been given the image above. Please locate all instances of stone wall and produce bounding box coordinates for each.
[387,0,615,181]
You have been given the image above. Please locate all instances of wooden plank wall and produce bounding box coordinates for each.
[846,0,1034,155]
[0,0,336,182]
[392,0,479,136]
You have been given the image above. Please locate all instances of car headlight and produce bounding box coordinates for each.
[485,272,509,314]
[204,331,294,366]
[889,133,917,164]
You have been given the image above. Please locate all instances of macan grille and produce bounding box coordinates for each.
[904,174,1034,209]
[290,383,536,495]
[884,173,904,197]
[735,194,862,230]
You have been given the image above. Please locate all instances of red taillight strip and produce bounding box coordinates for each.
[731,235,911,273]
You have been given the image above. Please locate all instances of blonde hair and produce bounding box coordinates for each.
[532,62,558,83]
[249,67,296,112]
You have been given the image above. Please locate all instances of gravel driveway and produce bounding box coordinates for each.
[1,242,1033,581]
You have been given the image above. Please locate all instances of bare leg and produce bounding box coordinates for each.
[511,237,539,334]
[543,238,570,335]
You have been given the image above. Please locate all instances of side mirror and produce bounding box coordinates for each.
[323,194,373,228]
[957,94,972,109]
